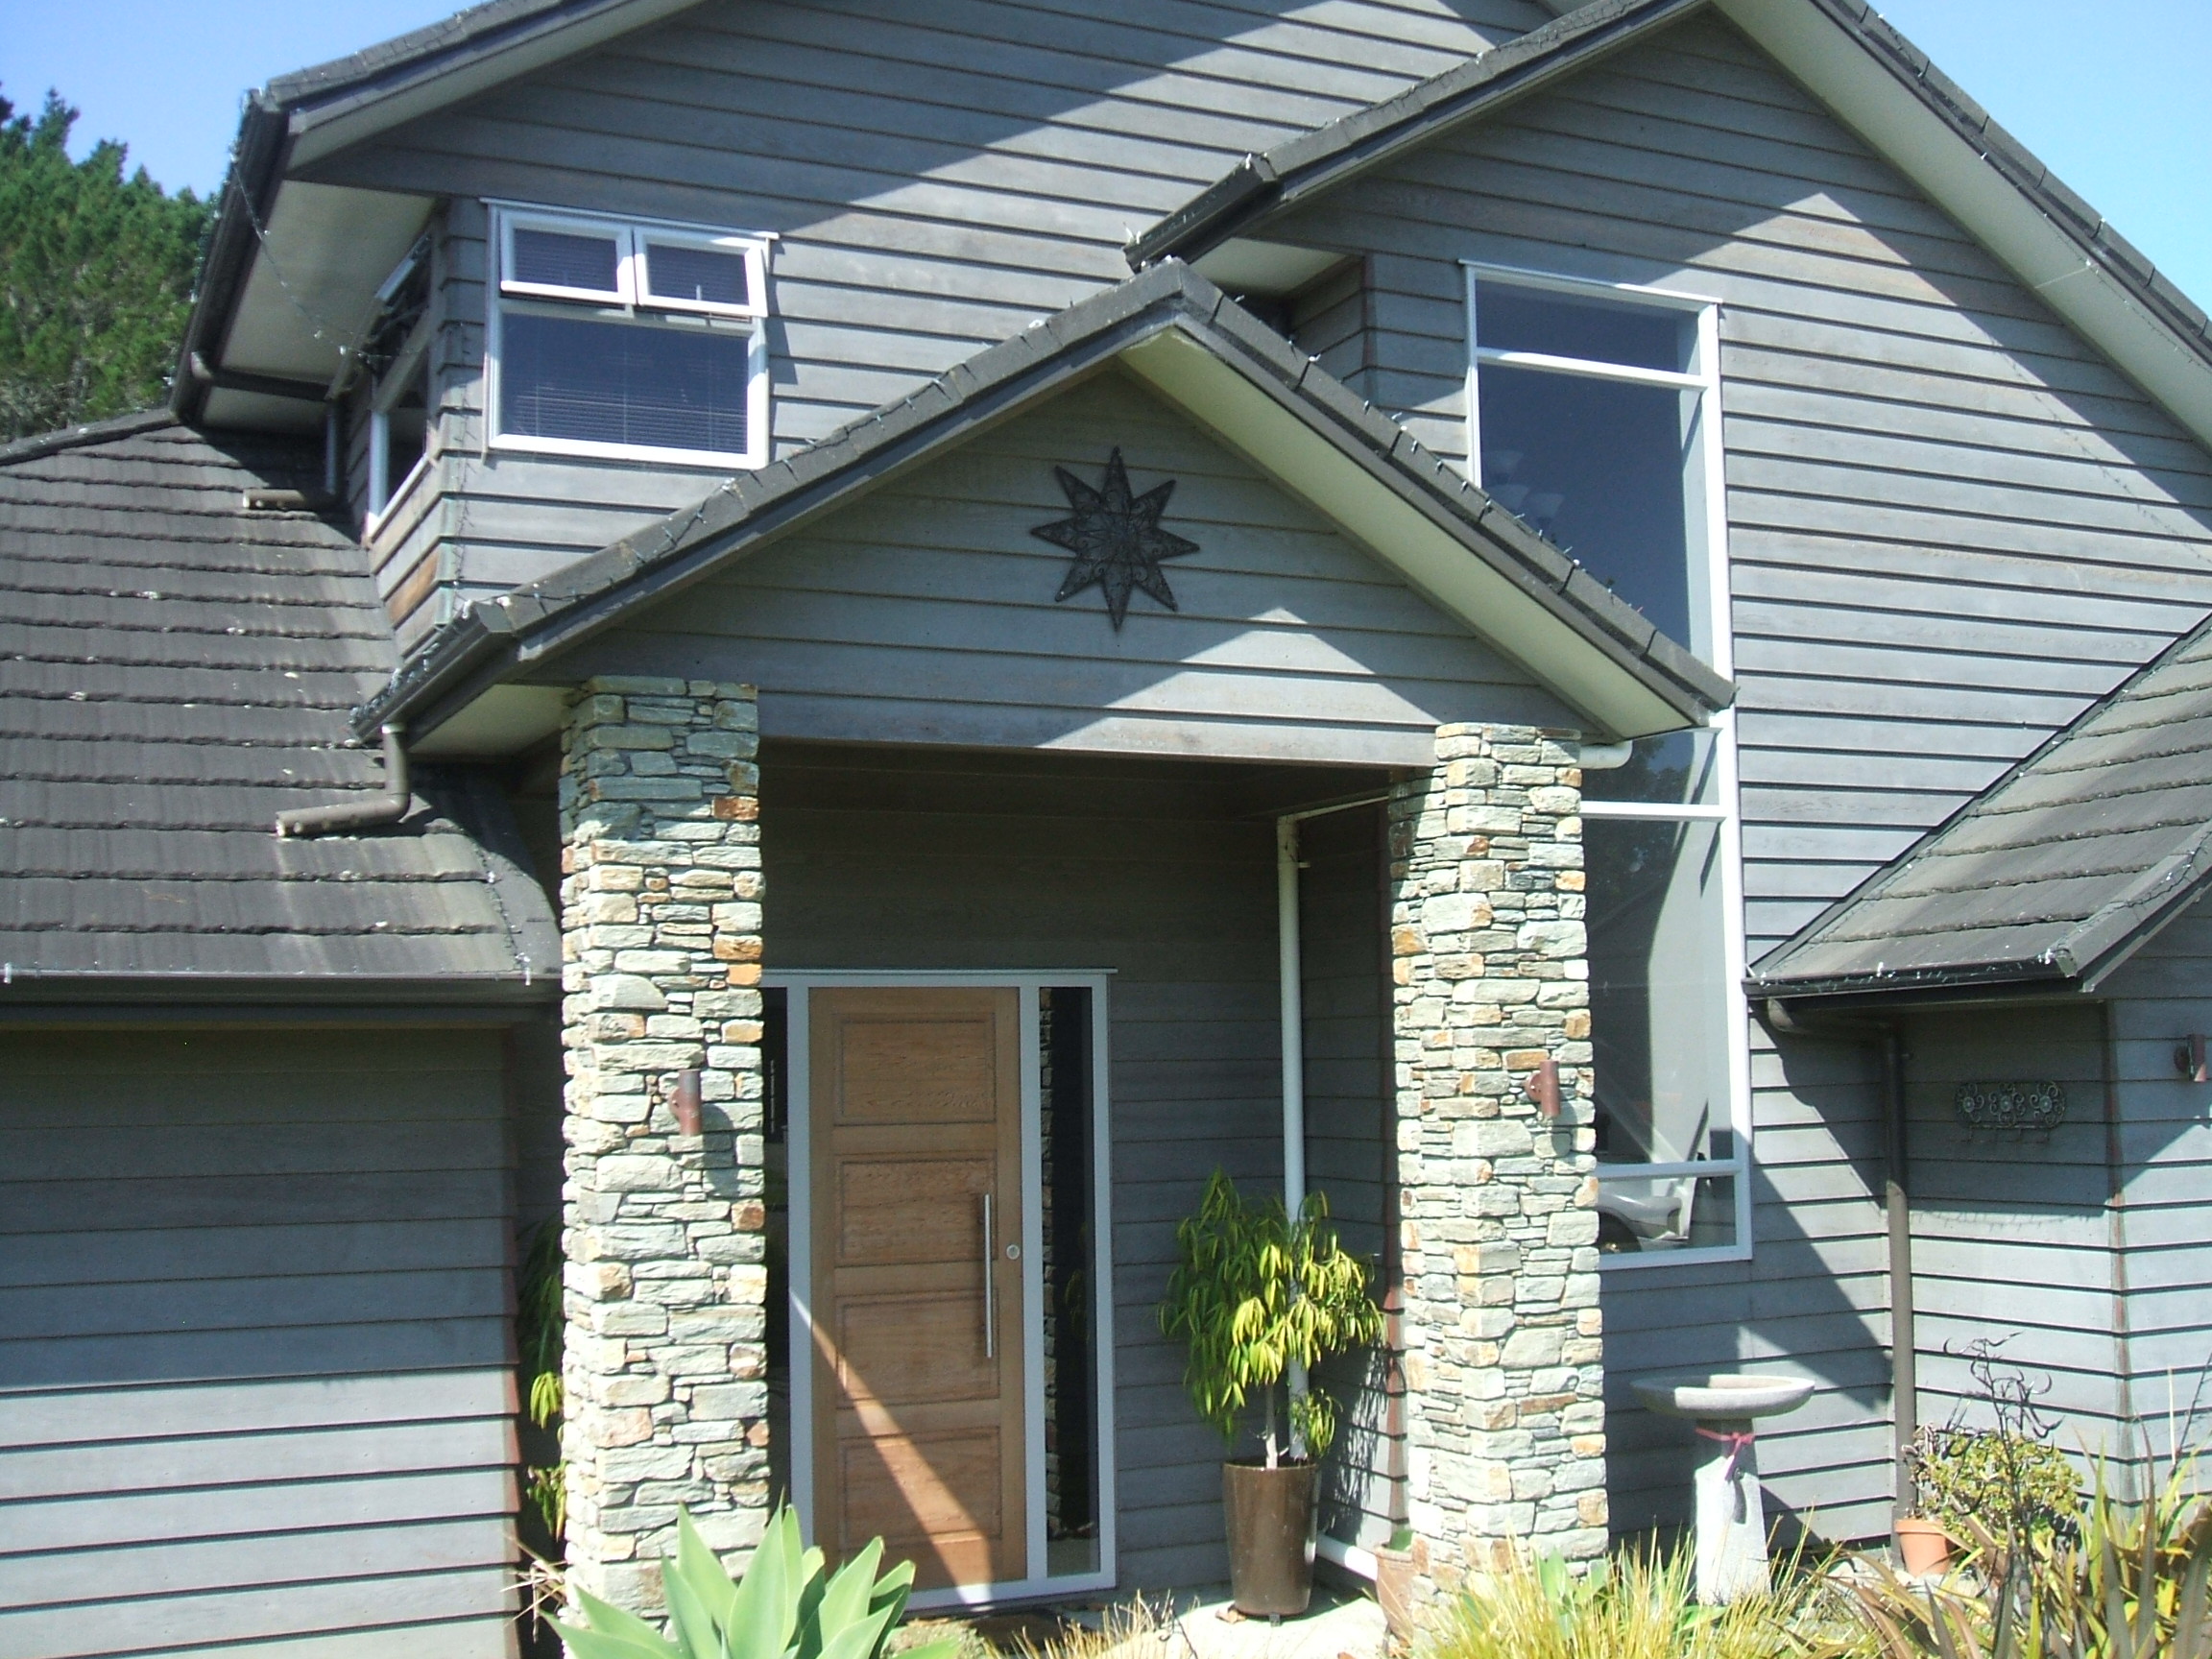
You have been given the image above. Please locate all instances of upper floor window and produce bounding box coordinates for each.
[488,204,771,470]
[366,237,432,529]
[1466,263,1749,1266]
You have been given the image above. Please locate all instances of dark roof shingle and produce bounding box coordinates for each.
[0,417,557,990]
[1748,614,2212,1001]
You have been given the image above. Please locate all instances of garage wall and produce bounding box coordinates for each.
[0,1026,521,1659]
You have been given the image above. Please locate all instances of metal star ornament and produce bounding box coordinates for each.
[1030,448,1200,629]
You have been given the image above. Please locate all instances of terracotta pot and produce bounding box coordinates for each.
[1223,1458,1316,1617]
[1895,1516,1954,1575]
[1371,1540,1418,1642]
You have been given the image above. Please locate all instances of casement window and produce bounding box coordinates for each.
[366,238,433,529]
[487,204,770,469]
[1466,263,1752,1266]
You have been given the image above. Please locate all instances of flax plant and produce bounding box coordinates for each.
[1158,1169,1382,1466]
[1846,1454,2212,1659]
[1422,1546,1866,1659]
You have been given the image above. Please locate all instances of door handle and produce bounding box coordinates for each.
[980,1190,997,1360]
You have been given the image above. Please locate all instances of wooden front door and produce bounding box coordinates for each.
[809,986,1026,1589]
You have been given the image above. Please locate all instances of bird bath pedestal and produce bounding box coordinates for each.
[1632,1374,1815,1604]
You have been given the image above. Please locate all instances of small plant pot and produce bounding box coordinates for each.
[1371,1539,1419,1642]
[1223,1458,1316,1617]
[1895,1516,1954,1575]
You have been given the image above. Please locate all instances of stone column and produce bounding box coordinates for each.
[558,676,769,1611]
[1387,722,1605,1599]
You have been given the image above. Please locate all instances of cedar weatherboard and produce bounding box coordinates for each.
[1127,0,2212,397]
[354,261,1732,745]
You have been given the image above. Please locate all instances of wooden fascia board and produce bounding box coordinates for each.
[1118,328,1699,739]
[1719,0,2212,451]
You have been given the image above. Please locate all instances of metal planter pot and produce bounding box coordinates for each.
[1222,1458,1316,1617]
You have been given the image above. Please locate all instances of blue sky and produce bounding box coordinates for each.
[2,1,2207,306]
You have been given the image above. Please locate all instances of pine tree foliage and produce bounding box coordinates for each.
[0,89,212,442]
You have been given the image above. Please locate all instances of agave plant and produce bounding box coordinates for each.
[551,1503,962,1659]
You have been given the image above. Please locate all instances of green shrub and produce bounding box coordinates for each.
[1846,1454,2212,1659]
[1908,1425,2081,1547]
[551,1503,962,1659]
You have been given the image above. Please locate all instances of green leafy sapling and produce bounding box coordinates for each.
[1159,1168,1383,1468]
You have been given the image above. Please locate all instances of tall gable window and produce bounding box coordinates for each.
[489,204,770,469]
[1467,264,1750,1266]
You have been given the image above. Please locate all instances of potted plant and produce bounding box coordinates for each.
[1899,1419,2081,1576]
[1160,1169,1383,1618]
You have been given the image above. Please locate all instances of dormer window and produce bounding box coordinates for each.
[365,238,433,529]
[488,204,770,469]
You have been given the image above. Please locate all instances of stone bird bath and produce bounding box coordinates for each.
[1632,1373,1815,1603]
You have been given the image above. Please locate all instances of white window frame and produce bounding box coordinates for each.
[365,316,434,534]
[486,201,772,471]
[1462,259,1753,1269]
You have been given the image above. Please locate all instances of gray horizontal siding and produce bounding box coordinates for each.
[303,0,1555,644]
[557,369,1574,765]
[761,741,1390,1589]
[1255,10,2212,1541]
[1895,1006,2128,1446]
[2098,894,2212,1466]
[0,1028,519,1659]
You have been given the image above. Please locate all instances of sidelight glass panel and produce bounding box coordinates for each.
[1597,1169,1737,1255]
[500,310,752,457]
[1039,986,1100,1577]
[1586,816,1733,1179]
[1582,731,1719,808]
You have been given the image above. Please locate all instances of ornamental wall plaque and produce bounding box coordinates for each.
[1954,1080,2067,1133]
[1030,448,1199,629]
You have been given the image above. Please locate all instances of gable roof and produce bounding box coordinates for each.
[1747,613,2212,1004]
[357,261,1732,752]
[0,415,558,998]
[1130,0,2212,456]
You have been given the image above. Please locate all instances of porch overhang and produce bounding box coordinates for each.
[368,262,1730,759]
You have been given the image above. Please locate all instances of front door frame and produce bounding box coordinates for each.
[769,968,1118,1608]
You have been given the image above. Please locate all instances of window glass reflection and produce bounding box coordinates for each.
[1476,280,1695,373]
[1478,366,1706,653]
[1581,732,1719,806]
[1597,1171,1737,1254]
[1586,817,1731,1169]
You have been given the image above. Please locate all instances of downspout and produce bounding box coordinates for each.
[1880,1025,1916,1519]
[1766,999,1916,1520]
[1279,815,1309,1217]
[275,724,412,838]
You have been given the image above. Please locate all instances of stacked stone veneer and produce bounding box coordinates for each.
[1388,722,1604,1598]
[559,676,769,1611]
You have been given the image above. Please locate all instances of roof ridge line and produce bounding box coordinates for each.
[0,410,180,469]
